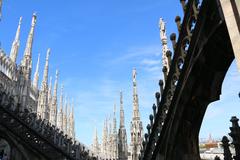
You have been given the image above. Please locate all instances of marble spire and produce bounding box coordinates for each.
[113,104,117,134]
[118,91,128,160]
[67,99,71,136]
[37,48,50,120]
[70,99,75,139]
[33,53,40,89]
[159,18,170,74]
[92,127,100,156]
[10,16,22,63]
[112,104,118,159]
[132,68,140,119]
[63,95,68,134]
[48,76,52,108]
[57,85,64,131]
[102,118,108,159]
[120,91,125,128]
[50,70,58,126]
[130,68,143,160]
[21,13,36,80]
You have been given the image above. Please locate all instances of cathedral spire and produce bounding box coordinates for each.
[21,13,36,80]
[118,91,128,160]
[120,91,125,128]
[37,49,50,120]
[113,104,117,134]
[33,53,40,89]
[109,115,112,136]
[48,76,52,106]
[41,48,50,90]
[57,85,64,131]
[70,99,75,139]
[130,68,143,160]
[10,16,22,63]
[132,68,140,119]
[50,70,58,126]
[67,98,71,135]
[63,95,68,134]
[159,18,170,75]
[102,118,108,159]
[92,127,100,156]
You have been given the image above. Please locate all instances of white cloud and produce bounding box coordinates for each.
[141,59,160,66]
[111,44,161,64]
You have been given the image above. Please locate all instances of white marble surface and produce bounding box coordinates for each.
[220,0,240,71]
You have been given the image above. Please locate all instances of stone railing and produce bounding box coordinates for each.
[140,0,202,159]
[219,116,240,160]
[0,83,96,160]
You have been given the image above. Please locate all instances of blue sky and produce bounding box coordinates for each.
[1,1,240,146]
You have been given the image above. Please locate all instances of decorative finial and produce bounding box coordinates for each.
[19,16,22,25]
[32,12,37,25]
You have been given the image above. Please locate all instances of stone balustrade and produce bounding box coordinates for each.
[0,83,96,160]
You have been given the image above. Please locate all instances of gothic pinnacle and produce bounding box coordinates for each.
[33,53,40,89]
[57,84,64,131]
[21,13,37,80]
[10,16,22,63]
[48,76,52,105]
[132,68,140,119]
[50,70,58,126]
[52,70,59,101]
[120,91,125,128]
[113,104,117,134]
[42,48,50,90]
[59,85,64,112]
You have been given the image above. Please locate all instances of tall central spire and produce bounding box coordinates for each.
[132,68,140,119]
[21,13,36,80]
[10,16,22,63]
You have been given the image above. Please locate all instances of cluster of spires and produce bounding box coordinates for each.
[8,13,75,139]
[91,19,173,160]
[92,92,127,160]
[91,69,143,160]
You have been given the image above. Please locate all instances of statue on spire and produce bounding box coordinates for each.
[130,68,143,160]
[159,18,170,75]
